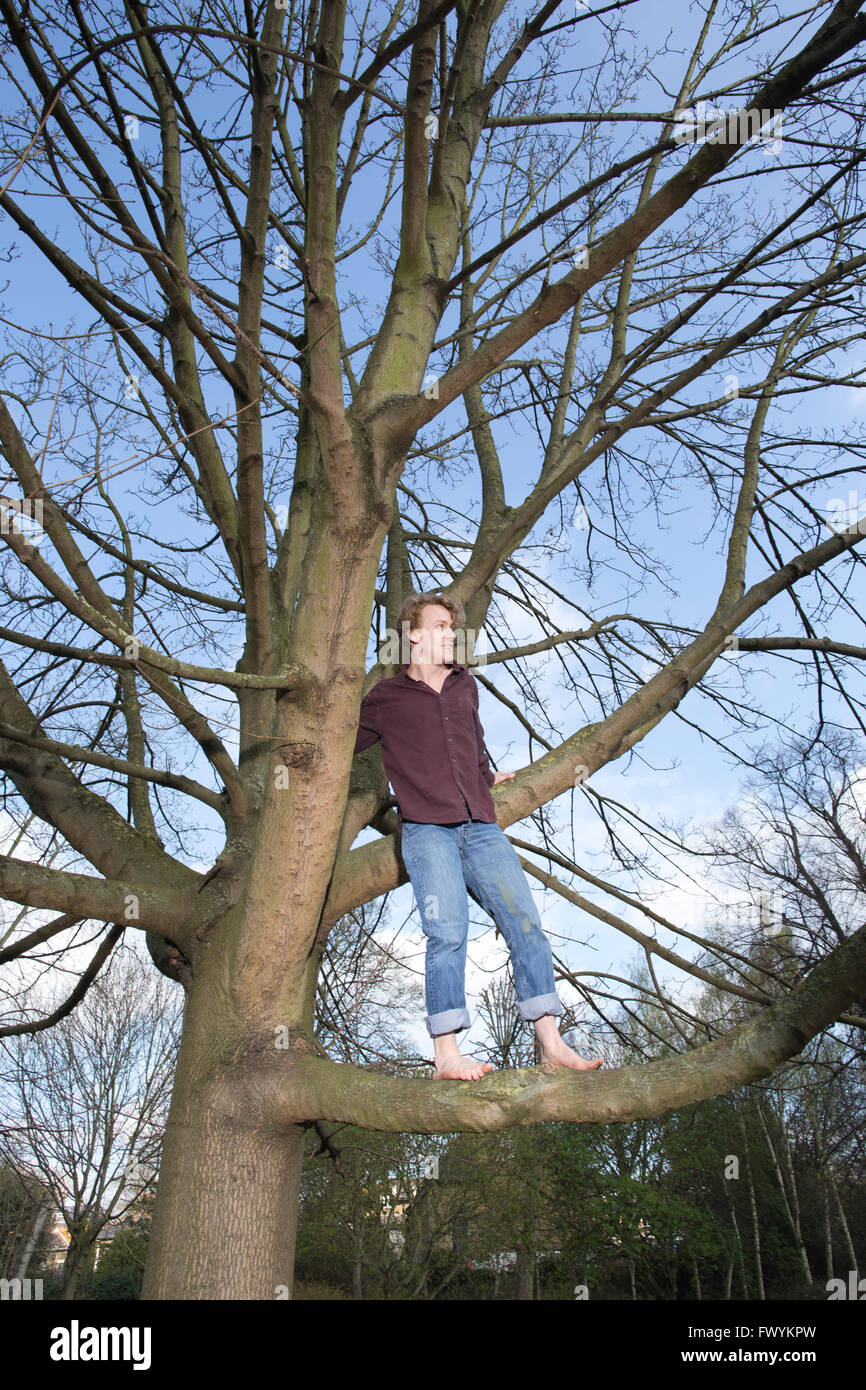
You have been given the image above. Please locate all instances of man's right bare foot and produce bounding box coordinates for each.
[432,1053,494,1081]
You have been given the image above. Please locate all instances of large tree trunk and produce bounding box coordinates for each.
[141,1042,307,1298]
[142,1088,305,1298]
[140,905,312,1299]
[139,471,390,1298]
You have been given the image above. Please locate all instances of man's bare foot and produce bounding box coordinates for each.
[432,1052,495,1081]
[532,1016,603,1070]
[539,1035,604,1071]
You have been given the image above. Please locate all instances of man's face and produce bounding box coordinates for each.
[409,604,456,666]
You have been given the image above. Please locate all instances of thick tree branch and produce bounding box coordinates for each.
[0,855,191,937]
[247,920,866,1130]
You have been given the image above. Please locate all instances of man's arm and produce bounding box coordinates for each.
[354,688,381,754]
[469,681,496,787]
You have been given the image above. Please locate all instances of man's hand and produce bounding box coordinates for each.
[492,771,515,785]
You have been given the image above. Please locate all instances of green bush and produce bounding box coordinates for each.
[82,1270,142,1300]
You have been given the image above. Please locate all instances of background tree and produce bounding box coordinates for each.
[0,0,864,1299]
[0,1156,52,1281]
[79,1203,153,1301]
[0,944,180,1297]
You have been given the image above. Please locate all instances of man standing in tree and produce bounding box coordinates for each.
[354,592,605,1081]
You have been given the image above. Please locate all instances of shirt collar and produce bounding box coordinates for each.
[400,661,465,683]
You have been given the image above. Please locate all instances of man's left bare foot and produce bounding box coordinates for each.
[539,1036,604,1071]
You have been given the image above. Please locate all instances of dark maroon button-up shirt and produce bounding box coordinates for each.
[353,662,498,827]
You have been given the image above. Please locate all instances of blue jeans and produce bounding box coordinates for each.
[399,815,564,1037]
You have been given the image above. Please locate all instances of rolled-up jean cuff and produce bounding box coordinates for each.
[517,992,564,1023]
[426,1007,471,1037]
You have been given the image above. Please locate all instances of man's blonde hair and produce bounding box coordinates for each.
[396,591,466,641]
